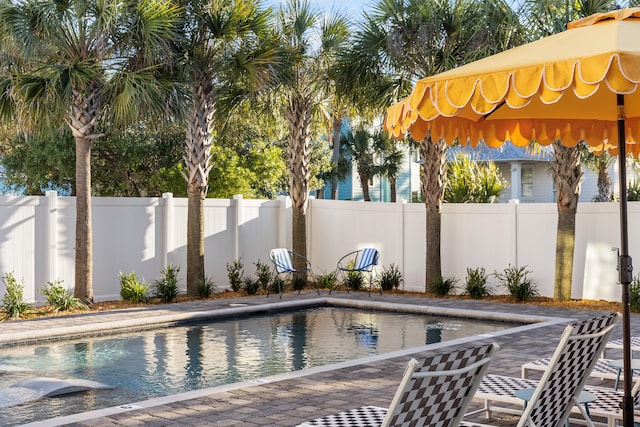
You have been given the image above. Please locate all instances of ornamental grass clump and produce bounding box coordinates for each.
[40,280,88,312]
[120,272,150,303]
[153,264,181,303]
[464,267,491,299]
[2,272,32,319]
[377,263,403,291]
[494,264,538,302]
[429,276,457,296]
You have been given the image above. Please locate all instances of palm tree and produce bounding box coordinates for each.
[274,0,350,266]
[174,0,281,295]
[0,0,179,302]
[344,0,526,289]
[521,0,614,300]
[372,131,404,202]
[342,129,377,201]
[582,147,615,202]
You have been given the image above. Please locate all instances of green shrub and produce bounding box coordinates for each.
[344,270,363,291]
[377,264,403,291]
[197,275,215,298]
[254,260,272,291]
[153,264,181,303]
[119,272,150,303]
[631,275,640,313]
[226,259,244,292]
[270,276,285,295]
[316,271,337,289]
[464,267,491,299]
[494,264,538,301]
[243,277,260,295]
[2,272,32,319]
[429,276,457,296]
[39,280,87,312]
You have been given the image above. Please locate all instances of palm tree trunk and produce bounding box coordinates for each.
[360,172,371,201]
[552,141,583,300]
[187,185,205,295]
[597,164,612,202]
[390,179,397,203]
[285,94,312,268]
[421,136,447,291]
[74,137,92,302]
[184,70,214,295]
[68,85,101,303]
[330,115,342,200]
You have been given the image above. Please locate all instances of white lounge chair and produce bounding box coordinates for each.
[297,342,499,427]
[466,312,621,427]
[522,356,640,388]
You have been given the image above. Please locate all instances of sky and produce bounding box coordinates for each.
[265,0,372,18]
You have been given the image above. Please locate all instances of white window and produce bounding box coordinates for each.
[522,167,534,198]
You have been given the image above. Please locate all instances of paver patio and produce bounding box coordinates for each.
[1,291,635,427]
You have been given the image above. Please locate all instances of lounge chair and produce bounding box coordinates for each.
[269,248,317,298]
[297,342,499,427]
[332,247,380,296]
[522,356,640,389]
[466,312,620,427]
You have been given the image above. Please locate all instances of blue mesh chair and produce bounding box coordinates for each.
[269,248,317,298]
[333,247,380,296]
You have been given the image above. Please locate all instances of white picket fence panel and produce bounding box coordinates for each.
[0,191,635,303]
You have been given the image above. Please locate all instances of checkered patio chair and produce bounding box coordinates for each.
[297,342,499,427]
[269,248,317,298]
[332,247,380,296]
[467,312,620,427]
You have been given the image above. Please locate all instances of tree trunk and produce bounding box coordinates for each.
[360,172,371,201]
[551,141,582,300]
[74,137,92,302]
[390,178,397,203]
[187,185,205,296]
[330,115,342,200]
[183,70,214,295]
[421,136,447,291]
[285,94,312,269]
[597,164,612,202]
[68,84,101,303]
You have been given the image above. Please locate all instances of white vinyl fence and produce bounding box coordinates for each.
[0,191,636,303]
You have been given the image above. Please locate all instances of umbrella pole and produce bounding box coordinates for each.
[616,94,634,427]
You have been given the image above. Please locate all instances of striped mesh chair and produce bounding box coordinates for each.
[333,247,380,296]
[297,343,499,427]
[269,248,317,298]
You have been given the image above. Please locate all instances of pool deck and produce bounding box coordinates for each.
[2,291,636,427]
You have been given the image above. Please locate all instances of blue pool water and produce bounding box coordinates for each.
[0,306,514,425]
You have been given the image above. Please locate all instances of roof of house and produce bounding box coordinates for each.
[446,141,552,162]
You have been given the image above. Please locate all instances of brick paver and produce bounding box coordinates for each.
[2,291,636,426]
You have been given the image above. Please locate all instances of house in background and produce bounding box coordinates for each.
[328,141,608,203]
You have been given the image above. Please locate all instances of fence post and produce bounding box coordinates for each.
[162,192,173,269]
[508,199,519,266]
[277,195,288,248]
[46,190,58,287]
[399,198,407,291]
[233,194,243,260]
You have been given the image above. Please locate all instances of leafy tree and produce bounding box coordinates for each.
[0,0,180,302]
[444,153,507,203]
[1,129,75,195]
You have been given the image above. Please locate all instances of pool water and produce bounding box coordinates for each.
[0,306,513,425]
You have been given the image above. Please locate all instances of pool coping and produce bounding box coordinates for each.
[10,297,575,427]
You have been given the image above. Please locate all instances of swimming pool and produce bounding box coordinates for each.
[0,303,519,426]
